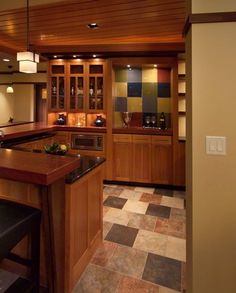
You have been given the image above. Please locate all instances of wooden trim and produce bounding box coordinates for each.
[183,11,236,36]
[0,70,46,74]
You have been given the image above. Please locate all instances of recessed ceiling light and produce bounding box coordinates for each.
[3,58,10,62]
[92,54,97,58]
[53,55,57,58]
[87,23,99,29]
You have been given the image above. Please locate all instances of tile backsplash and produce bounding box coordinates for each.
[113,66,172,128]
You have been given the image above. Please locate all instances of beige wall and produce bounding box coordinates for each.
[0,68,47,123]
[187,1,236,292]
[13,84,35,122]
[192,0,236,13]
[0,86,14,123]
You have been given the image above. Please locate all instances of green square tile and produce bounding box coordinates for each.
[127,97,142,112]
[142,83,157,97]
[115,68,128,82]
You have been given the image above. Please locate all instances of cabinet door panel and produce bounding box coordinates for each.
[132,136,151,183]
[113,135,132,181]
[151,143,173,184]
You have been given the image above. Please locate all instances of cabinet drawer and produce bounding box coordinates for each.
[113,134,132,143]
[132,135,151,143]
[152,135,172,145]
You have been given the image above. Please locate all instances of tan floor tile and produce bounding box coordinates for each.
[120,189,143,201]
[170,208,186,221]
[106,245,147,279]
[103,206,110,216]
[117,275,160,292]
[159,286,181,293]
[123,200,149,215]
[134,187,155,194]
[140,193,162,205]
[128,213,156,231]
[103,221,113,238]
[91,241,117,267]
[103,207,130,225]
[103,186,123,197]
[168,219,186,239]
[154,218,169,235]
[161,196,184,209]
[133,229,167,256]
[165,236,186,262]
[73,264,121,293]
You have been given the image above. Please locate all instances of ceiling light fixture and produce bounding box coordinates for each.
[17,0,39,73]
[73,55,77,58]
[127,65,131,68]
[53,55,58,58]
[3,58,10,62]
[92,54,97,58]
[87,23,99,29]
[154,64,157,68]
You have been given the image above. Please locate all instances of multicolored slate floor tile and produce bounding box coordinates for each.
[73,185,186,293]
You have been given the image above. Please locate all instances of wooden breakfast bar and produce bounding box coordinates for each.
[0,148,105,293]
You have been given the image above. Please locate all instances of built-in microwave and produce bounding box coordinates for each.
[71,133,103,151]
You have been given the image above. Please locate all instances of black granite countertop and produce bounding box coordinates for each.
[65,155,105,184]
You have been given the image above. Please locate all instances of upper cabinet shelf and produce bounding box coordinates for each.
[48,60,106,113]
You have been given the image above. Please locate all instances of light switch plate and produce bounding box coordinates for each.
[206,136,226,155]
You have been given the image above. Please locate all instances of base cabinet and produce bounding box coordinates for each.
[113,134,132,181]
[113,134,173,184]
[132,135,152,183]
[151,136,173,184]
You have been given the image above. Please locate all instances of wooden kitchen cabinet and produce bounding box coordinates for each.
[48,60,106,114]
[151,136,173,184]
[113,134,132,181]
[112,134,173,184]
[132,135,152,183]
[48,61,66,112]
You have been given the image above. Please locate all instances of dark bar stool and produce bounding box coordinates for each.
[0,199,41,293]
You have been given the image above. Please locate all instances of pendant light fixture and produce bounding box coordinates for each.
[17,0,39,73]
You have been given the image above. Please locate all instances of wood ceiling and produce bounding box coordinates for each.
[0,0,186,58]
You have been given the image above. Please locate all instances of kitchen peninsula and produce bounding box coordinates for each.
[0,146,105,293]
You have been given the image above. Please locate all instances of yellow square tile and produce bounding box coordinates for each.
[157,98,171,113]
[113,112,123,128]
[115,82,127,97]
[128,98,142,112]
[142,68,157,83]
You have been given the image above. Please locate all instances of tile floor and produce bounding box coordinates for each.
[73,185,186,293]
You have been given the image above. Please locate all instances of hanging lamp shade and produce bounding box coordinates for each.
[17,51,39,73]
[6,85,14,93]
[17,0,39,74]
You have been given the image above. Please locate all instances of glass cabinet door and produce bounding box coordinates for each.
[69,64,85,112]
[88,64,104,111]
[49,64,66,111]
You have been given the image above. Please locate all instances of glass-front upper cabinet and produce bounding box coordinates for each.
[88,63,104,112]
[48,63,66,111]
[68,64,85,112]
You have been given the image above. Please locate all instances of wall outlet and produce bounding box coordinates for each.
[206,136,226,155]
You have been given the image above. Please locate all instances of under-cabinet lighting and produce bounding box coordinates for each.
[154,64,157,68]
[3,58,10,62]
[92,54,97,58]
[127,65,131,68]
[73,55,77,58]
[53,55,57,58]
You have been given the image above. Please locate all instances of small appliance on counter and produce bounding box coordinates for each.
[56,113,66,125]
[94,115,105,127]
